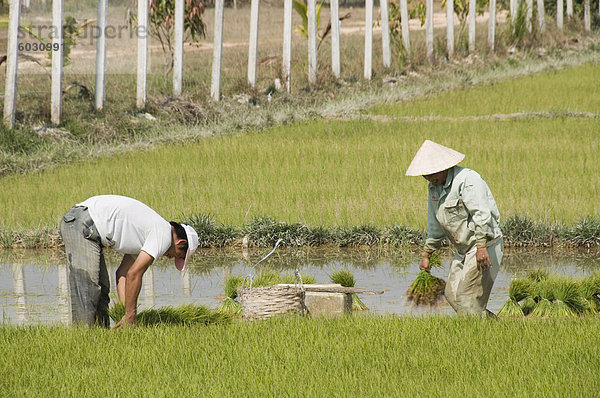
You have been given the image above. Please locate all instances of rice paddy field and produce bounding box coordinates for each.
[1,316,599,397]
[1,63,599,231]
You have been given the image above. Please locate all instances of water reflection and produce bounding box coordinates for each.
[0,248,599,325]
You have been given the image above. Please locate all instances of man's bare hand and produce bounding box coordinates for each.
[476,247,492,271]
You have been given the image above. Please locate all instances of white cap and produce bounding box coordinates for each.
[174,224,199,271]
[405,140,465,176]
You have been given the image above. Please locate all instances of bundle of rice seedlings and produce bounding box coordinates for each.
[508,278,532,302]
[280,273,316,285]
[529,298,554,317]
[521,297,537,316]
[224,275,244,299]
[108,302,230,326]
[330,269,368,312]
[554,278,589,315]
[406,270,446,306]
[217,297,242,315]
[498,298,524,317]
[579,273,600,314]
[527,269,549,282]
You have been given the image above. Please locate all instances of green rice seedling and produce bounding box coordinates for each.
[406,270,446,306]
[428,251,443,269]
[521,297,537,316]
[330,269,368,312]
[498,298,525,317]
[578,274,600,314]
[508,278,532,302]
[280,273,316,285]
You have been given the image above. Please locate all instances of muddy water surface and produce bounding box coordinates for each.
[1,248,599,325]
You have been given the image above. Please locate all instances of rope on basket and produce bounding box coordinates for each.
[243,238,303,292]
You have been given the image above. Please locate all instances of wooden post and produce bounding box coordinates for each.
[24,0,29,8]
[537,0,545,31]
[566,0,572,19]
[283,0,293,90]
[426,0,433,61]
[364,0,373,79]
[136,0,148,109]
[468,0,476,53]
[144,266,155,309]
[400,0,410,55]
[446,0,454,58]
[173,0,184,95]
[247,0,260,87]
[57,263,71,325]
[307,0,317,86]
[95,0,108,110]
[12,264,28,324]
[380,0,391,68]
[330,0,341,77]
[557,0,563,29]
[3,0,21,128]
[211,0,224,100]
[51,0,64,125]
[584,0,590,31]
[488,0,496,51]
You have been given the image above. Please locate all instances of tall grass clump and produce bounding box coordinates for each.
[330,269,368,311]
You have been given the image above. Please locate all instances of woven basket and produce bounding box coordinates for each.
[238,285,306,320]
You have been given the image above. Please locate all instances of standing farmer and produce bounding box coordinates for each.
[60,195,199,327]
[406,140,503,315]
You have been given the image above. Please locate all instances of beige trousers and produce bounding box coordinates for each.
[444,238,503,315]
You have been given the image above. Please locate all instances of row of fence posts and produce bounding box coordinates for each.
[2,0,597,128]
[6,262,192,325]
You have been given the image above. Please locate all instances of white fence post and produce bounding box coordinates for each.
[426,0,434,61]
[400,0,410,55]
[380,0,391,68]
[330,0,341,77]
[95,0,108,110]
[446,0,454,58]
[566,0,573,18]
[557,0,563,29]
[584,0,591,31]
[468,0,476,53]
[248,0,260,87]
[3,0,21,128]
[488,0,496,51]
[364,0,373,79]
[307,0,318,86]
[51,0,64,125]
[283,0,293,90]
[12,264,28,324]
[211,0,224,100]
[173,0,184,95]
[510,0,516,23]
[537,0,545,31]
[136,0,149,109]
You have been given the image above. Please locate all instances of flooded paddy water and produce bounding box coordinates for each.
[1,247,599,325]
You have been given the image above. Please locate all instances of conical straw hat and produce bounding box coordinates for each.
[405,140,465,176]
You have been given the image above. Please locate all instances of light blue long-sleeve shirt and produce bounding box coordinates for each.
[424,166,502,255]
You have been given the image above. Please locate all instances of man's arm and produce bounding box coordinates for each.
[114,251,154,328]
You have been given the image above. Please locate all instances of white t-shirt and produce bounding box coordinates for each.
[78,195,172,261]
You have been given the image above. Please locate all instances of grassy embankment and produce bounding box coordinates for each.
[1,316,599,396]
[1,63,599,248]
